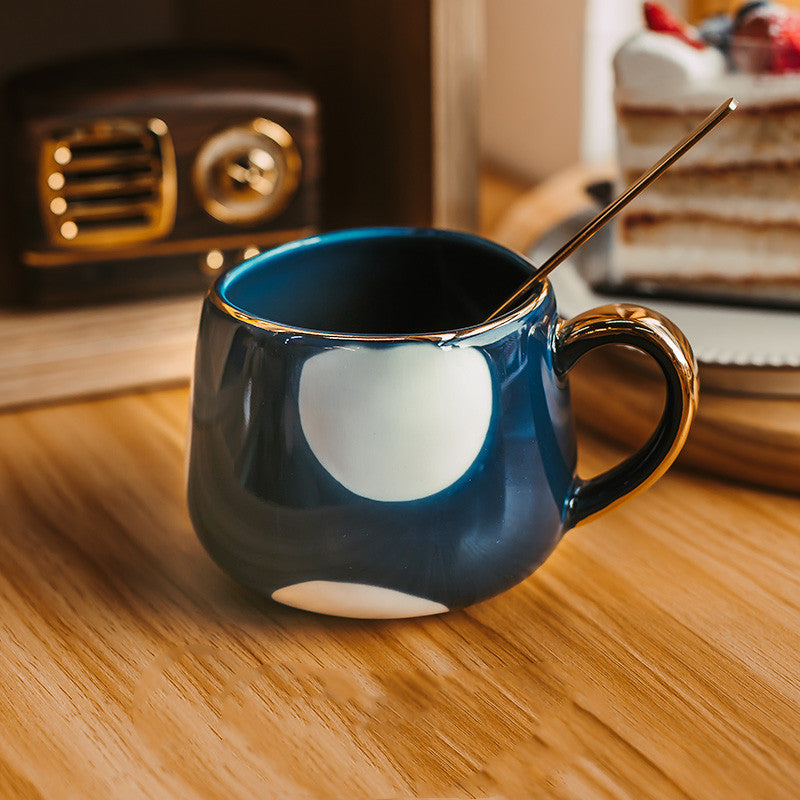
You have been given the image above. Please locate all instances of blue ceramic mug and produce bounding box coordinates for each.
[187,228,697,618]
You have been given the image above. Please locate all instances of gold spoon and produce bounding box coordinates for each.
[484,96,739,323]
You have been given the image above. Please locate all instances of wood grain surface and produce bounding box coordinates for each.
[2,386,800,799]
[2,169,799,799]
[0,294,201,411]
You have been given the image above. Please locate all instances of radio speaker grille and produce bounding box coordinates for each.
[38,117,177,248]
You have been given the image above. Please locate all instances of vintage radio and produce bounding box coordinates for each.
[1,50,320,306]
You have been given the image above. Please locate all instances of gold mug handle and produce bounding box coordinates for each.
[553,303,698,527]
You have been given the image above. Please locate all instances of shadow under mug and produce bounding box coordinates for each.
[187,227,697,618]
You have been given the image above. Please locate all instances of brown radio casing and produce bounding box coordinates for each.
[1,50,320,306]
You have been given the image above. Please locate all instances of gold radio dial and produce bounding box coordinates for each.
[192,118,301,225]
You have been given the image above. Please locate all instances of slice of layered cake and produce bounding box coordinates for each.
[611,1,800,305]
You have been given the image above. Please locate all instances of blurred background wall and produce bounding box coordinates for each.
[480,0,683,183]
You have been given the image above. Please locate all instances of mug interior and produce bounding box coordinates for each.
[217,228,538,335]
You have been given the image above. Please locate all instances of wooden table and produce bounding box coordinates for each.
[2,175,800,799]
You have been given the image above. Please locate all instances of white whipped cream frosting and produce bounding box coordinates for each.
[614,30,800,109]
[614,31,726,99]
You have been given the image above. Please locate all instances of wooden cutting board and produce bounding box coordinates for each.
[490,163,800,495]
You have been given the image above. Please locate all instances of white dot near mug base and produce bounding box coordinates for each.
[271,580,449,618]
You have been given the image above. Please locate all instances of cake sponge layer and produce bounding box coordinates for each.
[622,164,800,223]
[616,215,800,282]
[617,105,800,171]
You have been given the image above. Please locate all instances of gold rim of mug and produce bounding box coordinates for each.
[206,278,552,343]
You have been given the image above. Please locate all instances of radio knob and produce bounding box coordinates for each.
[192,118,301,225]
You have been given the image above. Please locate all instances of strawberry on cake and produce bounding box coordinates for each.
[611,1,800,305]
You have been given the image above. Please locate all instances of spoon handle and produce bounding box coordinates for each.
[484,97,739,323]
